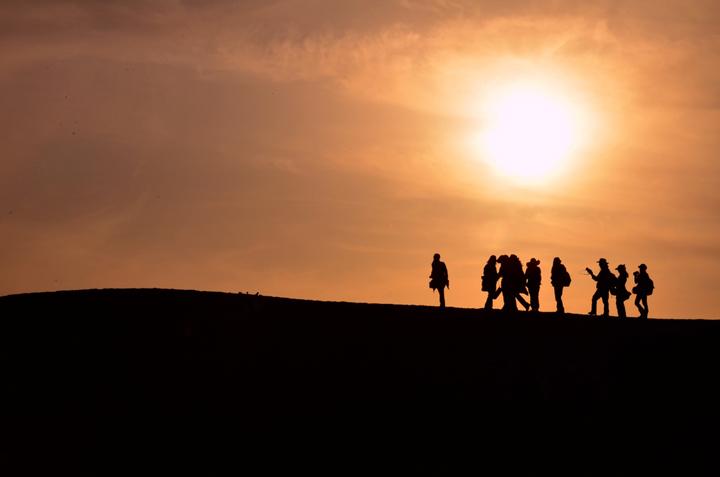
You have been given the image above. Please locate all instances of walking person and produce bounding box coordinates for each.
[509,255,531,312]
[613,264,631,319]
[481,255,499,310]
[632,264,654,319]
[586,258,615,317]
[429,253,450,308]
[525,258,542,312]
[550,257,571,314]
[496,255,517,312]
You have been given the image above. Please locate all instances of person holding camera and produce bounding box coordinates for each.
[586,258,615,317]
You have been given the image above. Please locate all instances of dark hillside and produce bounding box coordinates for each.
[5,289,720,472]
[2,288,720,417]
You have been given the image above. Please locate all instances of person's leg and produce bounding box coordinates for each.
[493,287,502,299]
[503,290,517,312]
[484,288,495,310]
[438,287,445,308]
[590,290,600,315]
[530,288,539,312]
[554,286,564,313]
[635,295,643,316]
[617,298,626,319]
[516,293,530,311]
[641,296,649,318]
[601,292,609,317]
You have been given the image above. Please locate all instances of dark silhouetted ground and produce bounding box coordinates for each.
[2,288,719,471]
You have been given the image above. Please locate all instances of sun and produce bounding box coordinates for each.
[478,84,585,183]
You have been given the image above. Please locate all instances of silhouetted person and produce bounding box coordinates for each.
[550,257,571,314]
[525,258,541,312]
[496,255,517,312]
[429,253,449,308]
[510,255,531,312]
[481,255,499,310]
[497,254,530,312]
[612,264,631,319]
[632,263,654,319]
[586,258,615,317]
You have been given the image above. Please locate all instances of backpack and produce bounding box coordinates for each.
[562,269,572,287]
[646,278,654,295]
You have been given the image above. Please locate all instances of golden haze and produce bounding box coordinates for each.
[1,1,719,318]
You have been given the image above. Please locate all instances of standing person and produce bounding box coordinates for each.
[481,255,499,310]
[510,255,531,312]
[586,258,615,317]
[496,255,517,312]
[550,257,571,314]
[429,253,450,308]
[613,264,631,319]
[525,258,542,312]
[633,264,654,319]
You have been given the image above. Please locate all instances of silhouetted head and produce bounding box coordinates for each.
[597,258,608,268]
[616,264,626,272]
[639,263,647,271]
[553,257,562,266]
[433,253,441,261]
[527,258,540,267]
[497,254,509,264]
[488,255,497,264]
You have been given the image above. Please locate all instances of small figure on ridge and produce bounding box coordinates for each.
[481,255,499,310]
[612,264,631,319]
[496,255,516,312]
[429,253,450,308]
[550,257,571,314]
[586,258,615,317]
[525,258,542,312]
[632,263,654,319]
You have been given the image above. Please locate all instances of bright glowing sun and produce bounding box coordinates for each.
[479,84,584,183]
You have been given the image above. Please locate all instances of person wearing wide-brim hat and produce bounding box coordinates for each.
[612,264,631,319]
[525,258,542,312]
[633,263,654,319]
[585,258,615,317]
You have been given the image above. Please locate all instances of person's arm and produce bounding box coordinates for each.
[586,267,597,280]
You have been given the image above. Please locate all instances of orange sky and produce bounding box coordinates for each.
[1,1,720,318]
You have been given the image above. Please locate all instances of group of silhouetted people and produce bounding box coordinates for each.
[429,253,654,319]
[585,258,654,319]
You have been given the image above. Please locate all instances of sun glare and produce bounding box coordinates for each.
[478,84,585,184]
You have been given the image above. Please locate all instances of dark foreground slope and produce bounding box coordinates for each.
[2,288,720,415]
[5,289,720,472]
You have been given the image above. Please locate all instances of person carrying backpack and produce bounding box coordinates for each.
[612,264,631,319]
[550,257,571,314]
[633,263,654,319]
[429,253,450,308]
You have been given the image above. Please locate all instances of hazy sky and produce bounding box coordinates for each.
[2,0,720,318]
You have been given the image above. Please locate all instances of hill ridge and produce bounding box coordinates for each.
[0,287,704,321]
